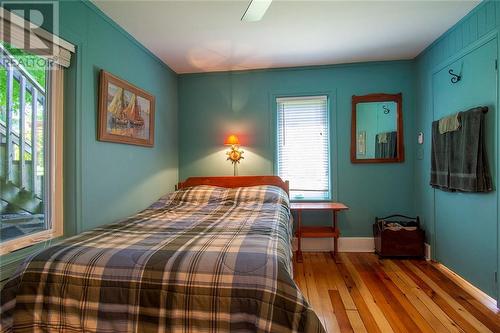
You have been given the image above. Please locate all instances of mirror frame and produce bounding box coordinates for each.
[351,93,404,163]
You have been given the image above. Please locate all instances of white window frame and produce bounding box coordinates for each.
[0,65,64,255]
[275,94,331,201]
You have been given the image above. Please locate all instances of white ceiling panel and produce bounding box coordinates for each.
[92,0,480,73]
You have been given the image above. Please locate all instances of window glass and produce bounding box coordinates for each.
[0,42,48,243]
[277,95,330,200]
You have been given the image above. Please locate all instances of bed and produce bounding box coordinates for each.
[0,176,324,333]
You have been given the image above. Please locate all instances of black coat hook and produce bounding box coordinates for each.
[448,69,461,83]
[382,105,390,114]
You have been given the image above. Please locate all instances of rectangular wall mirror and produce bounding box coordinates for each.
[351,93,404,163]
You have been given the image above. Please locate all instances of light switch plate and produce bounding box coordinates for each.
[417,147,424,160]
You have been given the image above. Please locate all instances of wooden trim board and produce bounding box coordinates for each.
[178,176,290,196]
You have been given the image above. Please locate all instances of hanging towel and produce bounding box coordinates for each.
[377,132,388,143]
[430,106,492,192]
[430,121,450,189]
[375,131,397,158]
[449,107,492,192]
[438,113,461,134]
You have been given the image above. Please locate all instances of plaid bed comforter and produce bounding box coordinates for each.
[1,185,324,333]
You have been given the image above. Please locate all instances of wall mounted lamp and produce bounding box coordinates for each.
[225,134,244,176]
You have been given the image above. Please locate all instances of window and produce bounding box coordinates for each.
[277,95,330,200]
[0,43,65,254]
[0,6,73,254]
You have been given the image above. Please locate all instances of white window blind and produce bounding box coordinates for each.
[277,95,330,200]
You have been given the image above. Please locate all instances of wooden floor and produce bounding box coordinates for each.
[293,252,500,333]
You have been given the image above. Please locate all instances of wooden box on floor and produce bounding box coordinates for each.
[373,215,425,258]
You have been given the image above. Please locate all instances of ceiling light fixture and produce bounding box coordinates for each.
[241,0,272,22]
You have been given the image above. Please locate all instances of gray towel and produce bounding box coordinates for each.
[431,106,492,192]
[375,131,397,158]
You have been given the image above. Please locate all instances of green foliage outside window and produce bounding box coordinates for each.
[0,42,47,173]
[0,42,46,123]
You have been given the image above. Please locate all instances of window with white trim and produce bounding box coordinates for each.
[277,95,331,200]
[0,7,73,254]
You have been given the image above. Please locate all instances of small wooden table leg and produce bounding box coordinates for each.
[331,211,338,259]
[296,209,303,263]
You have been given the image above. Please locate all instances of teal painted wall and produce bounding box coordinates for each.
[178,61,416,237]
[1,0,178,279]
[61,1,178,232]
[415,0,499,298]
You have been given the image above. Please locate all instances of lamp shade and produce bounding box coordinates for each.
[224,134,240,146]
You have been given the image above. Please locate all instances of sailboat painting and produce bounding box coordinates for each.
[98,70,155,146]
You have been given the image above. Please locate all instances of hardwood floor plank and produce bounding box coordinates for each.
[345,310,368,333]
[348,254,421,333]
[336,259,381,333]
[303,252,340,332]
[412,260,500,331]
[292,253,500,333]
[362,255,435,333]
[311,254,343,332]
[338,263,381,333]
[294,257,309,300]
[394,260,473,333]
[340,253,394,333]
[404,260,493,333]
[312,253,339,296]
[329,290,354,333]
[384,260,465,333]
[318,253,340,291]
[378,259,450,333]
[433,262,499,316]
[325,253,358,311]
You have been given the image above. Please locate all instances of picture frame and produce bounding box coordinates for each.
[98,70,155,147]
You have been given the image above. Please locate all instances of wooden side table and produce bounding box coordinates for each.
[290,202,349,262]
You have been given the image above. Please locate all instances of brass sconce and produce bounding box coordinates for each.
[224,134,244,176]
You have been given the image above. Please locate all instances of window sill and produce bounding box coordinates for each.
[0,228,62,255]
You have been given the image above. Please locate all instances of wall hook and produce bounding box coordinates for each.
[382,105,390,114]
[448,69,461,83]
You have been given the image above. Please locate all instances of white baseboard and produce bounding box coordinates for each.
[292,237,374,253]
[425,243,431,261]
[292,238,430,256]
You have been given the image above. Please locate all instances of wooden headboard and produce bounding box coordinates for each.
[177,176,289,196]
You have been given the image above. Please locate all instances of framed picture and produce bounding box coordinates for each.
[98,70,155,147]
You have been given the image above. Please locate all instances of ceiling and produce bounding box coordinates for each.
[92,0,480,74]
